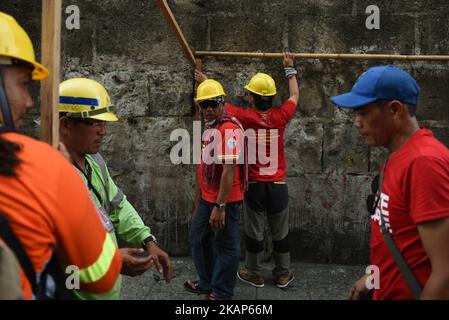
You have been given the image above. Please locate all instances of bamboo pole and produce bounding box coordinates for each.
[195,51,449,61]
[193,58,202,121]
[40,0,61,147]
[192,58,202,207]
[157,0,196,66]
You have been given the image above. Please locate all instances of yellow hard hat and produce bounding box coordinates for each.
[59,78,118,122]
[0,12,48,80]
[245,73,276,96]
[196,79,226,102]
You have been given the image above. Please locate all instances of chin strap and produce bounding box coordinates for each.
[0,70,16,133]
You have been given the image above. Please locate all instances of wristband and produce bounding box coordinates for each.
[284,67,297,78]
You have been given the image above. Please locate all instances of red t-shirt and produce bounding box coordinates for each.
[198,121,244,203]
[225,99,297,182]
[371,128,449,300]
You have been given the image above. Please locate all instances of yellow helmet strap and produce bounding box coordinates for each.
[66,105,115,119]
[0,56,12,66]
[0,71,16,131]
[0,57,34,73]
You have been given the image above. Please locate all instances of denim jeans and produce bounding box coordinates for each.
[189,199,241,299]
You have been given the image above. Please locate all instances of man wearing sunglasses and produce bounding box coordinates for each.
[58,78,173,299]
[186,79,247,300]
[331,65,449,300]
[194,52,299,289]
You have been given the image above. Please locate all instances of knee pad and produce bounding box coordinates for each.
[245,234,264,253]
[273,235,289,253]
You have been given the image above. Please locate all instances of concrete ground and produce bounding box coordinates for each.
[121,257,365,300]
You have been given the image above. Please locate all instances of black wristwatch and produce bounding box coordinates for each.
[141,234,157,248]
[215,203,226,211]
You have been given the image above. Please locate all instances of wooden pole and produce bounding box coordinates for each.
[195,51,449,61]
[193,58,202,121]
[192,58,203,207]
[195,58,203,73]
[40,0,61,147]
[157,0,196,66]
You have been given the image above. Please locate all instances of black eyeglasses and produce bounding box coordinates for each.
[69,118,107,128]
[199,100,221,109]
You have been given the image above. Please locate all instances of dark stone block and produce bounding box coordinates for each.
[323,123,369,174]
[415,69,449,121]
[61,19,94,66]
[290,14,416,55]
[285,120,323,175]
[209,14,286,52]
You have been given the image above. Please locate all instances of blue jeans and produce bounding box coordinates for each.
[189,199,241,299]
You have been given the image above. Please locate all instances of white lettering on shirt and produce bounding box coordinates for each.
[371,192,393,234]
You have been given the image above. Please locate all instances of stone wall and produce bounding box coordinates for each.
[2,0,448,264]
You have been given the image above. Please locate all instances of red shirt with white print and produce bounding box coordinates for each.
[371,128,449,300]
[225,99,297,182]
[198,121,244,203]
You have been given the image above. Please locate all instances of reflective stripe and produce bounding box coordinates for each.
[90,153,111,213]
[79,233,116,284]
[60,96,99,106]
[89,153,124,212]
[110,188,124,211]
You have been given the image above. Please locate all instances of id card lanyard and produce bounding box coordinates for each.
[74,160,115,233]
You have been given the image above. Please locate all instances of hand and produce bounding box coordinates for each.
[120,247,153,277]
[209,207,225,231]
[146,242,173,283]
[348,274,372,300]
[194,70,208,83]
[57,142,72,162]
[283,51,294,68]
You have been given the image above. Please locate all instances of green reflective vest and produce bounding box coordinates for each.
[74,153,151,300]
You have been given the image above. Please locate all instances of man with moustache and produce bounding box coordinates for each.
[331,65,449,300]
[185,79,247,300]
[58,78,173,299]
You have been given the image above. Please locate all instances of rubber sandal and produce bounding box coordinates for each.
[184,280,211,295]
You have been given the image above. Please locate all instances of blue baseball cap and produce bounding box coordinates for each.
[330,65,420,109]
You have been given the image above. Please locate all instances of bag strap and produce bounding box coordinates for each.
[377,163,422,299]
[0,214,37,293]
[73,160,105,206]
[90,153,111,213]
[0,214,76,300]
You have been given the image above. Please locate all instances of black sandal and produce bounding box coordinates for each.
[184,280,211,294]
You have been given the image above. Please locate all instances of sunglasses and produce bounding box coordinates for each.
[199,100,221,109]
